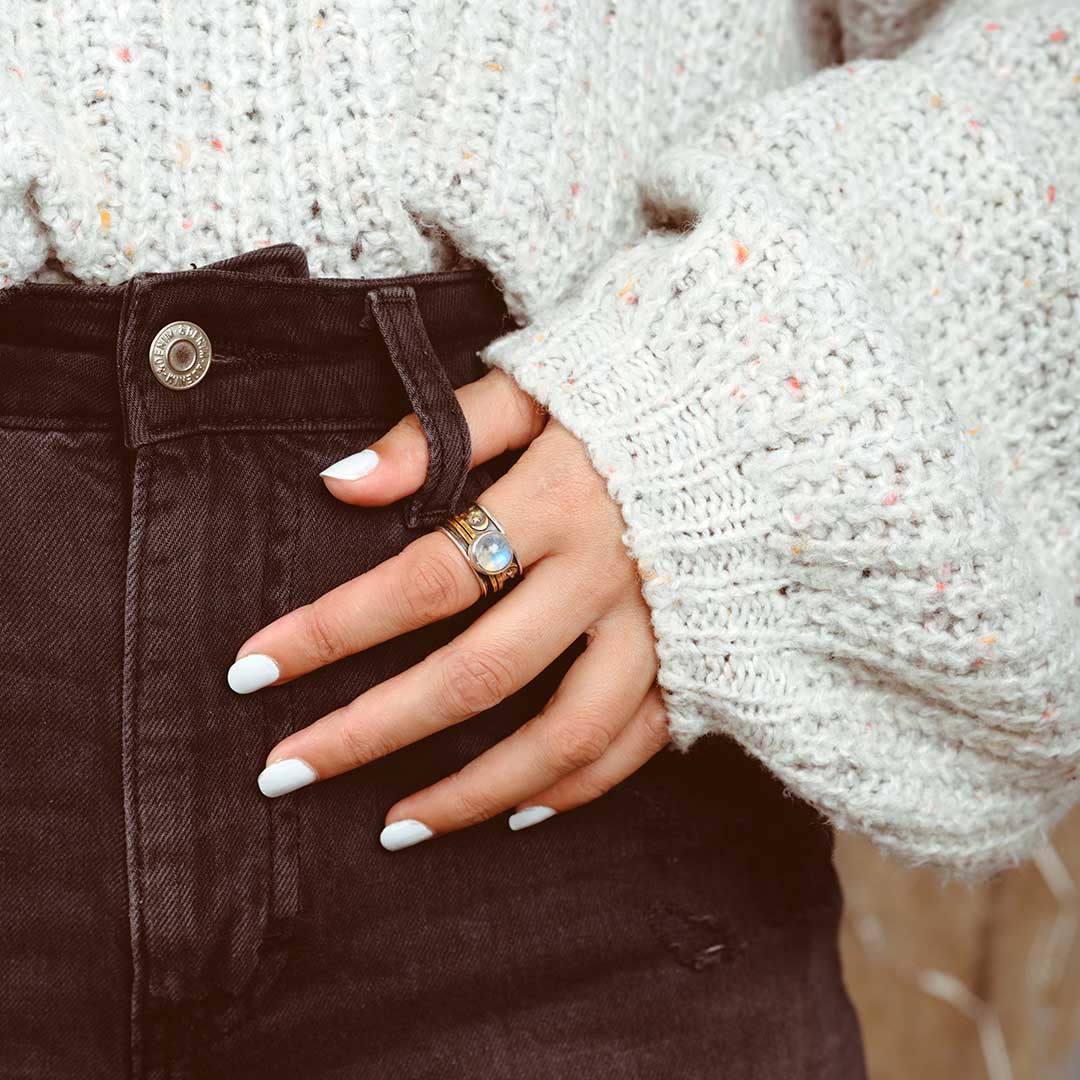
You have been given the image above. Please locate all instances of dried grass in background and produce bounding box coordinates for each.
[837,809,1080,1080]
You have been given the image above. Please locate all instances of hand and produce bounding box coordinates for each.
[228,368,669,850]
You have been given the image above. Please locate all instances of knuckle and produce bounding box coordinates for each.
[624,618,660,672]
[394,413,429,473]
[544,716,613,773]
[397,411,424,438]
[396,548,466,625]
[575,557,623,609]
[301,600,350,666]
[504,376,547,438]
[569,772,611,806]
[638,694,671,753]
[548,455,596,514]
[438,644,520,716]
[448,784,502,827]
[530,446,610,545]
[575,545,636,610]
[337,719,393,769]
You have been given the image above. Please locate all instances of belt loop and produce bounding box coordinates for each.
[365,285,473,530]
[114,271,149,449]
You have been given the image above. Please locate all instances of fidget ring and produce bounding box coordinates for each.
[437,503,522,598]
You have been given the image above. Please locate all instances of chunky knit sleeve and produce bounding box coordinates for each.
[0,83,51,286]
[480,1,1080,878]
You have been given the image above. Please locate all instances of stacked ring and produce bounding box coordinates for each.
[437,503,522,598]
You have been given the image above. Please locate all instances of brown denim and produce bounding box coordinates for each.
[0,243,866,1079]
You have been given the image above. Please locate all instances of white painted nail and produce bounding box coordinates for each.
[508,805,557,832]
[258,758,317,798]
[380,819,434,851]
[319,449,379,481]
[227,653,280,694]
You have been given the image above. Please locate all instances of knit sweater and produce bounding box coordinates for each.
[2,1,1078,878]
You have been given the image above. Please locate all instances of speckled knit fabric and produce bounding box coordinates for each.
[2,0,1078,877]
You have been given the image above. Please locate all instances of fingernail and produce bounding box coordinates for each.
[508,805,557,832]
[227,653,280,694]
[258,758,317,798]
[380,819,434,851]
[319,449,379,481]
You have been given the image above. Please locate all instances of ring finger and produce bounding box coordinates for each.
[378,612,658,847]
[506,685,670,832]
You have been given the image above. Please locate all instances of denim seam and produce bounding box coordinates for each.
[284,441,304,921]
[253,436,277,1008]
[0,418,388,435]
[131,263,493,301]
[207,327,503,365]
[121,449,155,1080]
[0,417,114,430]
[0,325,503,365]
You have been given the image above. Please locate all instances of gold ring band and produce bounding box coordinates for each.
[437,503,522,598]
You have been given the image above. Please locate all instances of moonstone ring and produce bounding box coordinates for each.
[437,503,522,598]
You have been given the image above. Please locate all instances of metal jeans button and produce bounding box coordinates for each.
[148,321,212,389]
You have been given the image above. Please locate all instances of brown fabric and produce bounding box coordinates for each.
[0,243,866,1080]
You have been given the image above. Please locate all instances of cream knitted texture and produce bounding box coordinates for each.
[2,2,1078,876]
[483,1,1080,878]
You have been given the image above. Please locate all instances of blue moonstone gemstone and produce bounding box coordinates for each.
[469,530,513,574]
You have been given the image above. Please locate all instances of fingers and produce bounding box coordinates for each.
[233,391,665,845]
[506,685,670,832]
[229,435,577,690]
[379,612,659,847]
[320,368,547,506]
[257,556,603,791]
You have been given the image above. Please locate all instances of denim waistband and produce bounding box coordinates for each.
[0,243,514,447]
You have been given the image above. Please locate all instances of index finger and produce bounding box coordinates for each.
[319,367,547,506]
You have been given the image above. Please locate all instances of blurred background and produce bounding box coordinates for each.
[837,811,1080,1080]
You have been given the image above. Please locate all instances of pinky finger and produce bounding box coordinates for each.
[507,685,670,832]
